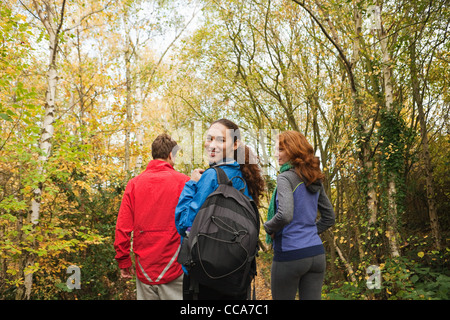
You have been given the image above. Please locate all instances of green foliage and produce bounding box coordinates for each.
[378,109,411,174]
[1,0,448,300]
[322,233,450,300]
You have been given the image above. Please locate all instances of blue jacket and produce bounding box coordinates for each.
[175,161,251,240]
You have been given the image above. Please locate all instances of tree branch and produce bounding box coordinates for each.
[291,0,357,94]
[51,0,66,66]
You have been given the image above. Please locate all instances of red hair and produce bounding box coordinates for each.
[278,131,324,185]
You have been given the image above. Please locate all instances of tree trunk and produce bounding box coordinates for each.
[134,78,144,173]
[409,38,441,250]
[123,17,132,183]
[20,0,66,300]
[330,231,357,283]
[379,23,401,258]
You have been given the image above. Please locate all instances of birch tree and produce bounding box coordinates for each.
[376,3,402,258]
[12,0,116,299]
[16,0,67,300]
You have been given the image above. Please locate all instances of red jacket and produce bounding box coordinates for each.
[114,160,190,285]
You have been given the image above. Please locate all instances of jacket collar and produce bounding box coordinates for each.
[209,158,238,168]
[146,159,174,171]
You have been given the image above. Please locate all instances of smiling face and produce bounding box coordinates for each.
[205,123,238,164]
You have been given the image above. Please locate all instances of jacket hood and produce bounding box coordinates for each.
[287,168,322,193]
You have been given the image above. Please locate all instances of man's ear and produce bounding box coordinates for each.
[234,139,241,151]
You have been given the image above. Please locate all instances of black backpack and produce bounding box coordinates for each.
[177,166,260,297]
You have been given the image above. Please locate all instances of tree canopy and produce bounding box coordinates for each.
[0,0,448,300]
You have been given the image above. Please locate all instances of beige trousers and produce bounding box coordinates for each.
[136,274,183,300]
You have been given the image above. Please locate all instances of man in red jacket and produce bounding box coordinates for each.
[114,133,190,300]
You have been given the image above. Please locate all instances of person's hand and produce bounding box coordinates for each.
[120,267,134,279]
[190,169,205,182]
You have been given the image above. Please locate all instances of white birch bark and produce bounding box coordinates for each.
[353,2,378,226]
[379,22,401,258]
[21,0,65,300]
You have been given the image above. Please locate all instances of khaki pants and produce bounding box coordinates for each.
[136,274,183,300]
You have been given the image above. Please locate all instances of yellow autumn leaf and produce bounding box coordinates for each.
[417,252,425,258]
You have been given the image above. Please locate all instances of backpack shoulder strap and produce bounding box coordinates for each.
[214,166,248,193]
[213,166,232,186]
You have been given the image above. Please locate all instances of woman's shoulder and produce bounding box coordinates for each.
[198,167,218,182]
[278,168,300,179]
[278,169,303,186]
[211,161,241,175]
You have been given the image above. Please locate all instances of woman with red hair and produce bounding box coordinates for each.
[264,131,335,300]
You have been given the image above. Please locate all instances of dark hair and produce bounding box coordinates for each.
[279,130,324,185]
[210,119,266,207]
[151,133,179,160]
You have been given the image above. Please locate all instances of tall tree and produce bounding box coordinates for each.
[17,0,67,300]
[406,0,447,250]
[377,2,402,257]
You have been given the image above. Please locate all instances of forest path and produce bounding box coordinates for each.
[254,256,272,300]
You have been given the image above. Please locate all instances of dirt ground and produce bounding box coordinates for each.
[254,256,272,300]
